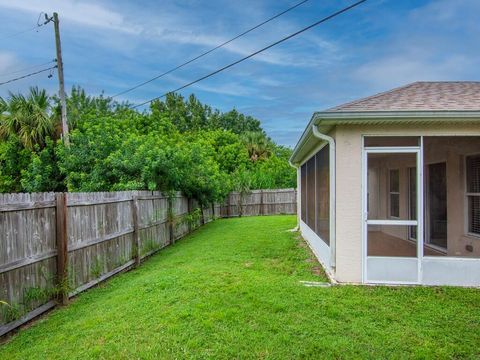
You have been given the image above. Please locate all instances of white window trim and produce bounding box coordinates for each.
[388,168,400,219]
[408,166,417,241]
[465,153,480,238]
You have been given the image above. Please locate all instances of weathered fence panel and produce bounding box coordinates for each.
[262,188,297,215]
[221,189,297,217]
[0,193,57,330]
[66,192,136,293]
[0,188,296,336]
[136,192,169,259]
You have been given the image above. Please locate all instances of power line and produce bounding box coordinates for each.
[0,12,48,41]
[132,0,367,109]
[0,65,57,86]
[112,0,310,98]
[0,59,57,78]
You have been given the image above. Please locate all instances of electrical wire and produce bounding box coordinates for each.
[0,65,57,86]
[0,59,57,78]
[112,0,310,98]
[0,12,48,41]
[132,0,367,108]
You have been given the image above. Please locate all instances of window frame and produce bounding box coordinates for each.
[388,168,400,219]
[465,153,480,238]
[408,166,417,240]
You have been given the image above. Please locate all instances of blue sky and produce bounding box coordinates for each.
[0,0,479,147]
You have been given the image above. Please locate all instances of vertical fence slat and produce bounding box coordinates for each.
[131,196,140,266]
[260,190,264,216]
[55,193,68,305]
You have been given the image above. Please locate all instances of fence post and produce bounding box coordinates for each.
[131,196,141,266]
[55,192,68,305]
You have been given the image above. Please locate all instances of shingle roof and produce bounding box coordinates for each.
[326,81,480,112]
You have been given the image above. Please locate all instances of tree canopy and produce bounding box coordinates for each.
[0,87,295,204]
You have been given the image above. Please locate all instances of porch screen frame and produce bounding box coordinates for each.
[362,143,424,284]
[299,142,331,245]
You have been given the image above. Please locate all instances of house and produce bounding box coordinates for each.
[289,82,480,286]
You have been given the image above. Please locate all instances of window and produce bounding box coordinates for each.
[364,136,419,147]
[408,167,417,239]
[389,169,400,218]
[466,155,480,235]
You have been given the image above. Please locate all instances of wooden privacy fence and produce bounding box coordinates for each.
[221,188,297,217]
[0,188,296,336]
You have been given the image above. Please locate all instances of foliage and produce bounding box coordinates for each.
[0,267,64,324]
[241,131,272,162]
[0,300,21,324]
[90,258,103,279]
[0,87,58,150]
[181,208,202,229]
[20,138,66,192]
[0,88,296,201]
[141,239,159,256]
[1,216,479,359]
[0,136,32,192]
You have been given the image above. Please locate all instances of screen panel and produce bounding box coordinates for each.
[315,145,330,244]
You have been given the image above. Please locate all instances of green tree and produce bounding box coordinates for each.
[0,136,32,192]
[0,86,296,196]
[241,131,272,162]
[21,138,65,192]
[0,87,57,150]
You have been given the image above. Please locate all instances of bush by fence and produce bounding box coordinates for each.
[0,188,296,336]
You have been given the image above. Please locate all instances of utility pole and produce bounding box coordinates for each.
[52,12,69,146]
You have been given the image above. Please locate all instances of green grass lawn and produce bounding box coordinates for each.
[1,216,479,359]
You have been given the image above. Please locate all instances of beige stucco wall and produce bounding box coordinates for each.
[333,123,480,283]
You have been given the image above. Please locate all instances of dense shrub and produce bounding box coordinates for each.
[0,87,295,203]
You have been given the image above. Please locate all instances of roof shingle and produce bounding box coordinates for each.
[327,81,480,112]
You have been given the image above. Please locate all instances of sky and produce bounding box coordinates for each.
[0,0,479,147]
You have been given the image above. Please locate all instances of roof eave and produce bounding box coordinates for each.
[289,110,480,165]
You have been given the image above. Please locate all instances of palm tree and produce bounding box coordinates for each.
[241,131,272,162]
[0,87,57,150]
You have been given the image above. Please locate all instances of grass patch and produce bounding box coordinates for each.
[1,216,479,359]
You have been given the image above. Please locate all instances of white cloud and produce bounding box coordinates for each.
[166,74,253,97]
[352,0,480,91]
[354,54,474,90]
[0,0,337,68]
[0,52,17,75]
[146,27,319,67]
[0,0,140,34]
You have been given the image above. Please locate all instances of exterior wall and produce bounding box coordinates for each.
[334,123,480,284]
[334,127,363,283]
